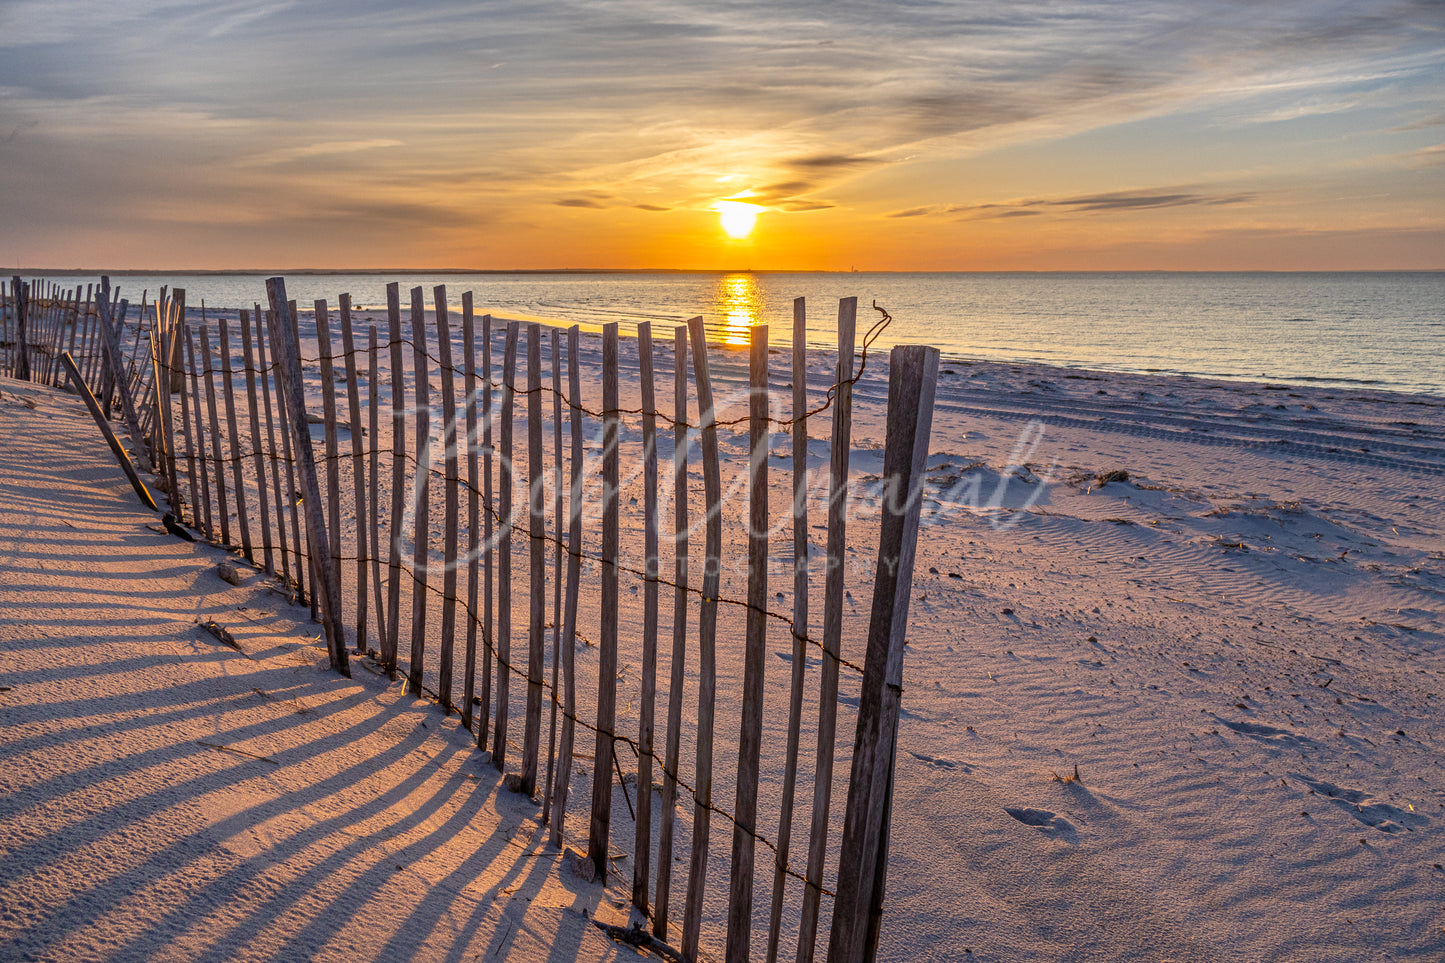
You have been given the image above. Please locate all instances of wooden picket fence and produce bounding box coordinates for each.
[1,274,939,963]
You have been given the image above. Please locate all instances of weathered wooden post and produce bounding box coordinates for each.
[493,320,520,767]
[827,344,940,963]
[726,322,770,963]
[339,295,369,651]
[548,324,584,848]
[12,277,30,381]
[588,322,621,880]
[633,320,659,915]
[266,277,349,677]
[385,283,407,675]
[767,298,810,963]
[654,322,691,942]
[799,297,858,962]
[523,322,545,795]
[435,286,460,711]
[682,315,722,962]
[407,287,432,695]
[462,295,481,730]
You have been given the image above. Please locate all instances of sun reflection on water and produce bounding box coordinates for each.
[713,273,761,346]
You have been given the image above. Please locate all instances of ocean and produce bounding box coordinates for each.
[24,271,1445,396]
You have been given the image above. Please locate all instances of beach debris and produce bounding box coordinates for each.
[197,740,277,765]
[592,920,687,962]
[562,846,597,883]
[200,619,249,658]
[217,560,243,585]
[162,512,195,542]
[1097,469,1130,485]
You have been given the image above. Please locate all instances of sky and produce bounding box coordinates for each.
[1,0,1442,271]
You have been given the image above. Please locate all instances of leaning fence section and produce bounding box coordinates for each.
[1,274,939,963]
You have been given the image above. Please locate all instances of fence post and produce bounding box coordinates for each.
[316,300,344,641]
[218,316,254,562]
[725,322,770,962]
[827,344,940,963]
[653,321,691,941]
[406,287,433,694]
[257,308,293,583]
[462,295,480,730]
[767,298,810,962]
[199,327,232,546]
[12,277,30,381]
[543,325,566,824]
[548,324,584,848]
[523,322,546,794]
[435,286,460,712]
[184,327,215,539]
[588,321,621,880]
[339,296,368,650]
[682,315,722,962]
[799,297,858,961]
[59,352,157,511]
[266,276,349,677]
[493,320,520,768]
[239,313,274,572]
[368,325,386,651]
[479,313,495,750]
[385,283,406,675]
[633,319,659,914]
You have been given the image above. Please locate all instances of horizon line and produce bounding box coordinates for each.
[7,267,1444,276]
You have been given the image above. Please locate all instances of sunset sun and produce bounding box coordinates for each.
[715,200,762,239]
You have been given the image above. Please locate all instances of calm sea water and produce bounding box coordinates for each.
[29,271,1445,395]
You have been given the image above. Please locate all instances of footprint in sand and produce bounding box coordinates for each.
[1004,806,1078,842]
[907,751,970,773]
[1293,775,1429,833]
[1217,717,1313,749]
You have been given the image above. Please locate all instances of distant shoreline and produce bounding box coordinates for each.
[7,268,1443,277]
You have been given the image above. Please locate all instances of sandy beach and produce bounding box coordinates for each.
[3,325,1443,961]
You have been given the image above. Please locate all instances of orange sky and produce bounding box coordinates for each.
[1,1,1441,271]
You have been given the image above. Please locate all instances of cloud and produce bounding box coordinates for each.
[634,203,670,211]
[786,153,880,172]
[555,197,607,208]
[1038,190,1257,212]
[239,139,403,168]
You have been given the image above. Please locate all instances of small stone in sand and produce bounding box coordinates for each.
[218,561,243,585]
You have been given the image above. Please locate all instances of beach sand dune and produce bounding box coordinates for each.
[0,379,630,963]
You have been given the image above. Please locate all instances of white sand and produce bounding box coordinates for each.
[3,312,1443,961]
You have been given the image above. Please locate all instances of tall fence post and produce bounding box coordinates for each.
[548,324,584,848]
[384,283,406,675]
[493,320,520,768]
[436,286,460,712]
[726,322,770,962]
[767,297,810,963]
[588,321,621,880]
[654,321,692,941]
[827,344,940,963]
[523,322,546,795]
[407,286,432,695]
[799,297,859,961]
[12,277,30,381]
[266,276,349,677]
[682,315,722,962]
[633,319,659,915]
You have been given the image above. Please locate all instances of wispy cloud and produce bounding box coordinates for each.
[237,139,403,168]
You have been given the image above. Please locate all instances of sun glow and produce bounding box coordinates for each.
[715,200,762,239]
